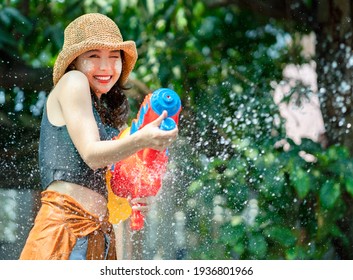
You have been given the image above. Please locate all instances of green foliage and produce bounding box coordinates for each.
[186,134,353,259]
[0,7,32,54]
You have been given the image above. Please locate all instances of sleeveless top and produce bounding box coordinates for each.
[38,101,118,199]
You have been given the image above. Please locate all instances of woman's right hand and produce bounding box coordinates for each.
[137,110,179,151]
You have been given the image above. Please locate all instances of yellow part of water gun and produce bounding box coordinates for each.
[106,168,132,224]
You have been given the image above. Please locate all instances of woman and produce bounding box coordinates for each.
[20,13,178,260]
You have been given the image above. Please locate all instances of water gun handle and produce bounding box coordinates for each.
[130,204,145,231]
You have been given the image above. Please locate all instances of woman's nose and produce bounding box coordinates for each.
[99,58,109,70]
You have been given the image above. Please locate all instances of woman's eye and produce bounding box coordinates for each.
[89,54,99,58]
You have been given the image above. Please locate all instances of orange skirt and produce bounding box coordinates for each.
[19,190,117,260]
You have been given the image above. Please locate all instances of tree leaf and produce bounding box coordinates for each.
[248,233,268,258]
[290,166,311,199]
[320,180,341,209]
[264,226,297,248]
[345,177,353,197]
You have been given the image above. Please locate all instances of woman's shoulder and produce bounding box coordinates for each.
[53,71,90,96]
[58,70,89,86]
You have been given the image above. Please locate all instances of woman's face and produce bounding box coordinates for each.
[74,49,122,98]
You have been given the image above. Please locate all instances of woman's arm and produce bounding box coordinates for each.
[55,71,178,170]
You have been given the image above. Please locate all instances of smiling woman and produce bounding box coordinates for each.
[19,13,179,260]
[72,49,123,98]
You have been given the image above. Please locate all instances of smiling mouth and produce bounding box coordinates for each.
[94,75,112,82]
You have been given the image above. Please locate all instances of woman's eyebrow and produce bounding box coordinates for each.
[85,50,120,54]
[85,49,99,54]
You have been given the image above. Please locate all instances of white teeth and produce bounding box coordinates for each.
[95,76,110,80]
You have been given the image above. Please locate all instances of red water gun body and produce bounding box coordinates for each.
[111,88,181,230]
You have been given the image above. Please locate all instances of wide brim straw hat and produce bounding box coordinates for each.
[53,13,137,86]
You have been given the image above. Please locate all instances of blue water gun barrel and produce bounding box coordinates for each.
[150,88,181,117]
[130,88,181,134]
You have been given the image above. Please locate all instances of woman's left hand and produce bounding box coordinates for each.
[129,196,156,216]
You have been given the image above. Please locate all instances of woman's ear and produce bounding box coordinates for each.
[68,58,78,70]
[68,64,76,70]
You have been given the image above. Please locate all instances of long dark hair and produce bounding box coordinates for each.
[92,82,130,130]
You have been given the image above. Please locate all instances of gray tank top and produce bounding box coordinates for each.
[38,101,118,199]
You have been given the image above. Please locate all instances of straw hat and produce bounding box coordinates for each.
[53,13,138,86]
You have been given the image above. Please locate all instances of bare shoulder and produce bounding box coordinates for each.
[57,70,89,91]
[61,70,87,81]
[53,70,91,102]
[46,71,92,125]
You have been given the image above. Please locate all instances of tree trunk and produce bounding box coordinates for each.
[314,0,353,259]
[314,0,353,151]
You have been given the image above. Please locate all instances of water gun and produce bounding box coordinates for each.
[109,88,181,230]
